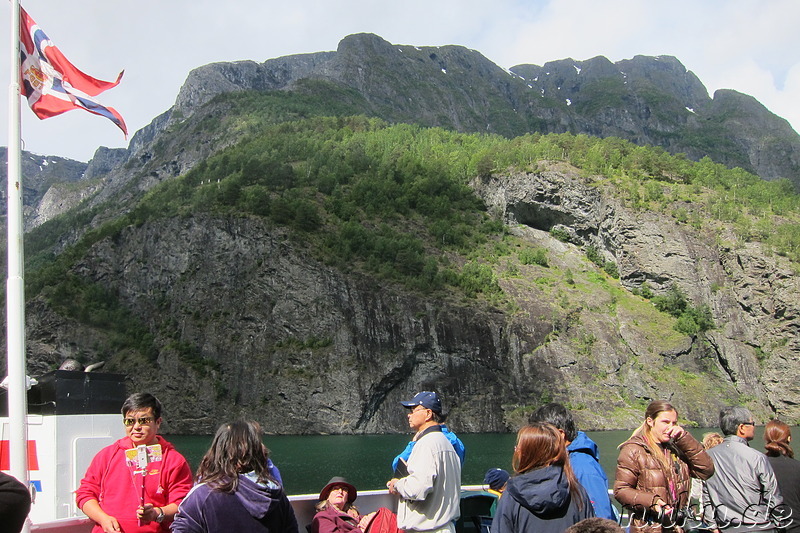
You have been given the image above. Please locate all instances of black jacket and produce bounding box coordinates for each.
[490,465,594,533]
[0,472,31,533]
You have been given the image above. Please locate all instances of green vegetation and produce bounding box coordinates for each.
[22,89,800,365]
[274,336,333,351]
[549,227,571,242]
[43,273,157,361]
[650,284,715,335]
[518,247,549,267]
[585,245,620,279]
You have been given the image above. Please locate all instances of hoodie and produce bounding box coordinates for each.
[391,424,466,472]
[490,465,594,533]
[76,435,193,533]
[567,431,616,520]
[172,473,298,533]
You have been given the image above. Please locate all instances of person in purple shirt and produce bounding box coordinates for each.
[171,420,297,533]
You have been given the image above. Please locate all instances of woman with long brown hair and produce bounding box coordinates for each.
[763,419,800,533]
[491,422,594,533]
[614,401,714,533]
[172,420,298,533]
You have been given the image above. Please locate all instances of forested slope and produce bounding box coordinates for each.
[17,109,800,432]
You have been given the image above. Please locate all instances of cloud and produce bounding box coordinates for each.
[1,0,798,162]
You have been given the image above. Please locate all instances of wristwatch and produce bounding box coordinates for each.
[155,507,165,524]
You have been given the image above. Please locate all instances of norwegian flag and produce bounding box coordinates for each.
[19,7,127,136]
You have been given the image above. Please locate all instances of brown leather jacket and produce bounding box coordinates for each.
[614,429,714,533]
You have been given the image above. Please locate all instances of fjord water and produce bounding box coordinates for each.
[168,428,773,495]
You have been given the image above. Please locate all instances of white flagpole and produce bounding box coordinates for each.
[7,0,31,501]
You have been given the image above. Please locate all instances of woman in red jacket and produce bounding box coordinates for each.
[311,477,397,533]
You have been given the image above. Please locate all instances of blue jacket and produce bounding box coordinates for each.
[391,425,465,472]
[266,459,282,485]
[567,431,616,520]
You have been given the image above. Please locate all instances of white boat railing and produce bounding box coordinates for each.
[28,485,490,532]
[30,517,92,533]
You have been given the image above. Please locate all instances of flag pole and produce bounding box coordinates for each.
[7,0,31,502]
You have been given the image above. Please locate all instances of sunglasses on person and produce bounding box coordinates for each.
[123,416,154,427]
[740,421,755,426]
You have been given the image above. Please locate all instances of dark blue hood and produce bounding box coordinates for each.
[567,431,600,460]
[234,473,284,519]
[506,465,571,515]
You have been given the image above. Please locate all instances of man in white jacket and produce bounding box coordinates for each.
[387,391,461,533]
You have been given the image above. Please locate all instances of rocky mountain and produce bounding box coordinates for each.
[13,34,800,232]
[4,34,800,433]
[21,159,799,434]
[169,34,800,187]
[0,148,87,230]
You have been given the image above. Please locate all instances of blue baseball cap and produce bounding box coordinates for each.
[484,468,510,491]
[400,391,442,414]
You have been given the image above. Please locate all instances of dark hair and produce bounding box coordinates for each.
[529,402,577,442]
[196,420,274,493]
[565,518,625,533]
[513,423,583,510]
[121,393,162,419]
[719,406,752,436]
[764,419,794,458]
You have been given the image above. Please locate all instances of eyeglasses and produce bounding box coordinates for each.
[741,421,755,426]
[410,406,430,415]
[123,417,154,427]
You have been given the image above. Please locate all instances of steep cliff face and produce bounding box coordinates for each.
[472,165,800,423]
[697,89,800,178]
[21,160,796,434]
[45,216,546,434]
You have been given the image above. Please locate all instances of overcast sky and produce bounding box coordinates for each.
[2,0,799,163]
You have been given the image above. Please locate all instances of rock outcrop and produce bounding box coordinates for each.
[473,166,800,423]
[19,162,797,434]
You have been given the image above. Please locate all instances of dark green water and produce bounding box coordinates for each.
[167,427,774,496]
